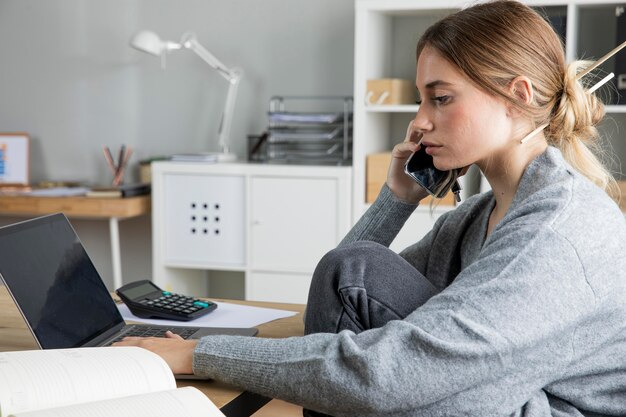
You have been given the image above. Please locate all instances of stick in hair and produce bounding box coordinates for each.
[520,43,626,144]
[576,40,626,81]
[587,72,615,94]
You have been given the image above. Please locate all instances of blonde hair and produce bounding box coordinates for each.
[416,0,620,201]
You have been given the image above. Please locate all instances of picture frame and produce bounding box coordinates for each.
[0,133,30,185]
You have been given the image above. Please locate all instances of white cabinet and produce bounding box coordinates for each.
[152,162,352,303]
[353,0,626,234]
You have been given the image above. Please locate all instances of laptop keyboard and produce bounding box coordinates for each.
[106,325,200,345]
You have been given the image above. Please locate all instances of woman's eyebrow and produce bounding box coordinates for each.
[415,80,453,94]
[424,80,453,89]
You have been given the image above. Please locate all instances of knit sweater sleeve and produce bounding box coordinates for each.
[339,183,419,247]
[192,219,593,416]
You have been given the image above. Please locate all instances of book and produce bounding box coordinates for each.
[86,183,151,198]
[28,187,90,197]
[170,153,219,162]
[0,347,224,417]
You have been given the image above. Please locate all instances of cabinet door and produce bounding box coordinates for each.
[250,177,338,272]
[389,208,449,253]
[247,271,312,304]
[163,174,245,266]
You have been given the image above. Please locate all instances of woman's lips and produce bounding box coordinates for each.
[422,144,442,155]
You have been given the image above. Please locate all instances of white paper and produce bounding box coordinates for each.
[117,301,297,328]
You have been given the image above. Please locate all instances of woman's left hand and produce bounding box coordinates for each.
[387,120,429,204]
[112,331,198,375]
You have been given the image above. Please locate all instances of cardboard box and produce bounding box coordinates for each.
[366,152,456,206]
[366,152,392,203]
[366,79,415,105]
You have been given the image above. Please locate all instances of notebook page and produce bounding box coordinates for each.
[0,347,175,416]
[10,387,224,417]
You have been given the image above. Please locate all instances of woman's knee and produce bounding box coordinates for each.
[310,241,387,290]
[305,241,391,334]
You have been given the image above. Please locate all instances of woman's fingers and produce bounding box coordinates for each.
[165,330,184,340]
[403,120,422,144]
[392,140,420,159]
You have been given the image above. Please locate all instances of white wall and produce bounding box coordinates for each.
[0,0,355,291]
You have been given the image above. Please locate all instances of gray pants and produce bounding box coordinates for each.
[302,241,439,417]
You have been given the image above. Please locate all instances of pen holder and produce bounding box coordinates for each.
[102,145,133,187]
[247,133,268,162]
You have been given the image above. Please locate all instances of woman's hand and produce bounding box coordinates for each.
[387,121,430,204]
[112,331,198,375]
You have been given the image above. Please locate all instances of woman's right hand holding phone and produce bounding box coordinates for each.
[387,121,430,204]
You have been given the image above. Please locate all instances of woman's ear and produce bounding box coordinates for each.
[506,76,534,116]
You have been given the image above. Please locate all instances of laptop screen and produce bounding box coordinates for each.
[0,213,124,348]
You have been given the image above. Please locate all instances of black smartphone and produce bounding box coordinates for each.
[404,146,462,201]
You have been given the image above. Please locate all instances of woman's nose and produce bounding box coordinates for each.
[412,107,433,133]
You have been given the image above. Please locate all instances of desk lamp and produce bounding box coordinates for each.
[130,30,241,162]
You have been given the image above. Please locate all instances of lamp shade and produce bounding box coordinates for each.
[130,30,166,56]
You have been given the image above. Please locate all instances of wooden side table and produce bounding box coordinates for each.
[0,195,151,288]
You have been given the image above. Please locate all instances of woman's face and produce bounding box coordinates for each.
[413,46,514,171]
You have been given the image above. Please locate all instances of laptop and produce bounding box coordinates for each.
[0,213,257,351]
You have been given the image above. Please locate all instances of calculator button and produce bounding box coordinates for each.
[193,301,209,308]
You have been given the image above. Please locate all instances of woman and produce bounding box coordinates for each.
[115,1,626,415]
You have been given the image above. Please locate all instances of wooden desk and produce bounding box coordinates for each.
[0,195,151,289]
[0,285,305,410]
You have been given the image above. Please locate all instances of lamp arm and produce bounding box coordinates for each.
[181,33,235,82]
[217,69,242,154]
[179,32,242,158]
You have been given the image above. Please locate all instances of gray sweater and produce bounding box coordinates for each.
[193,147,626,416]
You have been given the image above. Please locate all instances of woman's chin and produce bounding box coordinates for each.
[433,161,456,172]
[433,156,463,172]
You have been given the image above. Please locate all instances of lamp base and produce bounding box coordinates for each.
[215,152,237,162]
[170,152,237,163]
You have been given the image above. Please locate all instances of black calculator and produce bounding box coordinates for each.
[116,280,217,321]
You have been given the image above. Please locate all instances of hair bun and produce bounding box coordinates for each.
[547,60,605,148]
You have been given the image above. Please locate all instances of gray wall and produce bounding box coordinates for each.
[0,0,355,290]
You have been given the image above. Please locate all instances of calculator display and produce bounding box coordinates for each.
[121,282,159,299]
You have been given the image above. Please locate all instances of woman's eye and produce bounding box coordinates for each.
[416,96,451,106]
[432,95,451,105]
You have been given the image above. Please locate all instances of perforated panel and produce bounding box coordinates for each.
[163,174,245,266]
